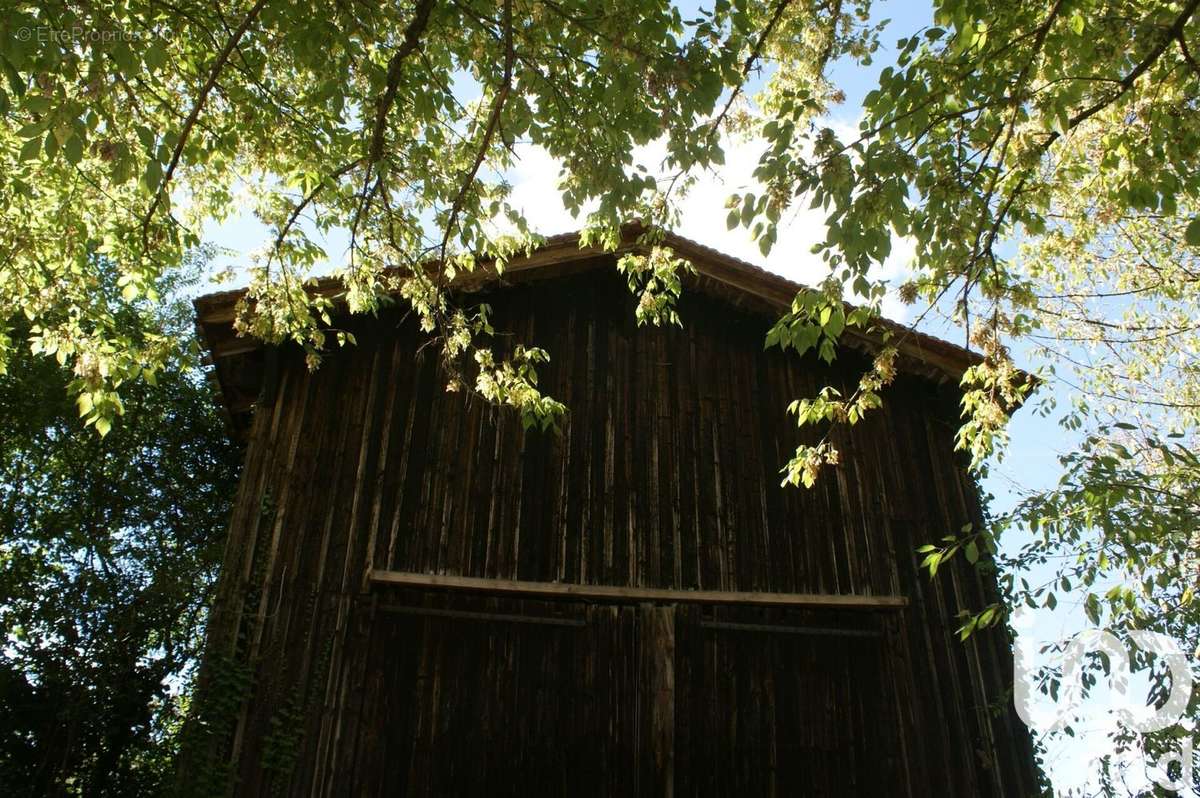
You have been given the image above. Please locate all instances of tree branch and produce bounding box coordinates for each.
[367,0,438,166]
[1178,28,1200,76]
[1054,0,1200,143]
[969,0,1199,282]
[437,0,514,266]
[269,158,363,264]
[710,0,795,132]
[346,0,438,264]
[140,0,269,249]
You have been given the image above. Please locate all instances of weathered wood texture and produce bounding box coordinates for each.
[198,259,1038,796]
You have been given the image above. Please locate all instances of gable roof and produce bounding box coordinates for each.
[194,227,984,439]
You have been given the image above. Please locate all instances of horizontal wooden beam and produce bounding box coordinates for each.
[369,570,908,610]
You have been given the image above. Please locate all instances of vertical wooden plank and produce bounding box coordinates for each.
[641,603,675,798]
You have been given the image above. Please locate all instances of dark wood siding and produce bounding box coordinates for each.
[195,261,1038,796]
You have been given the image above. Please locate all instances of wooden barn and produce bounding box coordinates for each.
[190,230,1039,796]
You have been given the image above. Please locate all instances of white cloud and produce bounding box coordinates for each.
[503,144,588,235]
[501,119,914,322]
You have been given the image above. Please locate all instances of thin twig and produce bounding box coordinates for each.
[710,0,795,132]
[140,0,270,250]
[269,158,362,266]
[437,0,514,267]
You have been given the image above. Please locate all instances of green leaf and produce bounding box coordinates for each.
[824,308,845,339]
[17,121,45,139]
[64,135,83,165]
[19,136,41,162]
[1053,106,1070,135]
[142,159,163,193]
[135,125,156,152]
[112,154,134,184]
[1185,216,1200,246]
[144,43,168,71]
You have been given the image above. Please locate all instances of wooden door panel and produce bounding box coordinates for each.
[361,594,645,797]
[674,606,902,797]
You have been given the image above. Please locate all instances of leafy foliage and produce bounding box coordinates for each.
[0,0,873,433]
[616,233,698,328]
[745,0,1198,466]
[0,265,241,795]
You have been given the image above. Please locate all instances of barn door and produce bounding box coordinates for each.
[358,592,897,797]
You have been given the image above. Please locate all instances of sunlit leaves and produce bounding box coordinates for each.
[736,0,1200,488]
[616,237,697,327]
[771,293,898,488]
[1,0,893,441]
[473,345,565,433]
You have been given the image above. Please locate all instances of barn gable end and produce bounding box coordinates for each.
[188,236,1039,796]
